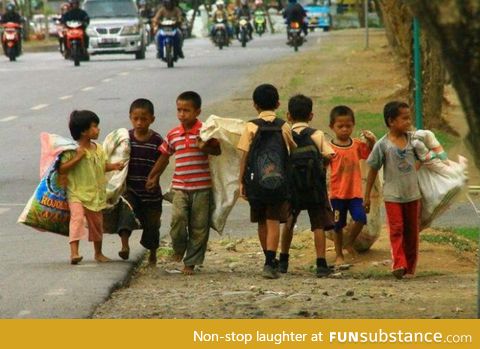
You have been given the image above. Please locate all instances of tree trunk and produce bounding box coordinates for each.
[373,0,384,26]
[406,0,480,166]
[356,0,365,28]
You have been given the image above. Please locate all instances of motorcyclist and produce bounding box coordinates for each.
[60,0,90,51]
[55,3,71,54]
[210,0,232,41]
[0,3,23,53]
[283,0,308,39]
[235,0,253,40]
[152,0,184,60]
[253,0,267,34]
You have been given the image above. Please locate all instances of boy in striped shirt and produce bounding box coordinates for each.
[146,91,220,275]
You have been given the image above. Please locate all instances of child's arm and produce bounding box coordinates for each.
[145,153,169,191]
[362,130,376,149]
[105,162,125,172]
[238,150,248,199]
[58,147,86,174]
[198,138,221,156]
[363,167,378,214]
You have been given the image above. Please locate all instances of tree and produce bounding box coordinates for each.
[378,0,446,132]
[406,0,480,166]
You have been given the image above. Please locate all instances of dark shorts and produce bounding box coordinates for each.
[331,198,367,232]
[292,205,335,231]
[250,201,291,223]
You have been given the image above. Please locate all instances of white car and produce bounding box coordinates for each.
[83,0,148,59]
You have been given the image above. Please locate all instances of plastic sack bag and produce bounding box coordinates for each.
[18,157,70,236]
[412,130,468,230]
[327,158,383,252]
[103,128,130,209]
[199,115,245,234]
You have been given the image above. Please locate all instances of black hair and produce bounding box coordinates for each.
[252,84,279,111]
[177,91,202,109]
[69,110,100,140]
[329,105,355,126]
[129,98,154,115]
[383,101,409,127]
[288,94,312,122]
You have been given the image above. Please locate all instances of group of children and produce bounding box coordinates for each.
[59,83,422,281]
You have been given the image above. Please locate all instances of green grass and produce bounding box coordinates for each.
[354,111,386,139]
[328,96,370,105]
[450,227,480,242]
[157,247,174,257]
[421,233,476,252]
[432,129,458,152]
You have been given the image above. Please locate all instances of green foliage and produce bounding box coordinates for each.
[420,233,476,252]
[354,111,385,139]
[449,227,479,242]
[432,129,458,152]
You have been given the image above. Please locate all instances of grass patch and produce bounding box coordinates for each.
[432,129,458,152]
[354,111,386,139]
[420,233,476,252]
[449,227,480,242]
[157,247,174,257]
[328,96,370,105]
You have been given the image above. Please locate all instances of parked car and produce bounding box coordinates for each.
[302,0,332,31]
[83,0,148,59]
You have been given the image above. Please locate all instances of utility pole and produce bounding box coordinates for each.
[364,0,368,49]
[413,17,423,129]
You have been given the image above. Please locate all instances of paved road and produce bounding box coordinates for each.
[0,32,331,318]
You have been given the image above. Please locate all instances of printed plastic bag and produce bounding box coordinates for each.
[18,156,70,236]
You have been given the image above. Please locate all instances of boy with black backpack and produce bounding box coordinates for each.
[238,84,296,279]
[279,94,336,277]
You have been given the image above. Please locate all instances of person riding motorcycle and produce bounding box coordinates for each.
[235,0,253,40]
[0,3,23,54]
[60,0,90,52]
[253,0,267,34]
[152,0,184,60]
[55,2,71,54]
[210,0,232,42]
[283,0,308,39]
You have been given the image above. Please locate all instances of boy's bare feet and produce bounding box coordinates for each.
[170,254,183,263]
[95,254,112,263]
[148,250,157,266]
[335,255,345,266]
[118,247,130,260]
[70,255,83,265]
[182,265,194,275]
[345,246,358,260]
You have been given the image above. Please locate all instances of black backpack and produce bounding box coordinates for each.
[243,118,290,205]
[290,127,328,210]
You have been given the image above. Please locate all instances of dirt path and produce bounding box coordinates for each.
[93,29,478,319]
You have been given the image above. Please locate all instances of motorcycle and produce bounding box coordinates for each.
[287,21,303,52]
[64,21,88,66]
[1,22,22,61]
[237,16,250,48]
[157,19,179,68]
[253,10,266,36]
[212,18,228,50]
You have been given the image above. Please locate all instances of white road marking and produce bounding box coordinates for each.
[0,116,18,122]
[118,71,129,76]
[17,310,31,317]
[0,208,11,214]
[45,288,67,296]
[81,86,95,91]
[102,78,112,82]
[31,104,49,111]
[59,95,73,100]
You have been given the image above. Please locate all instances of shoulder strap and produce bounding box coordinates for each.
[300,127,316,137]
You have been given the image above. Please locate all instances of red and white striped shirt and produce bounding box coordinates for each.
[159,119,212,191]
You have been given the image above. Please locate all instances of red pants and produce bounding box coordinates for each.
[385,200,421,275]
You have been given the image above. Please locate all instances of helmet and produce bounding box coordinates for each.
[255,0,263,5]
[60,2,71,12]
[215,0,224,6]
[240,0,248,5]
[6,3,15,12]
[68,0,79,6]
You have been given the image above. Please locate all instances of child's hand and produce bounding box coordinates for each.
[362,130,376,144]
[239,182,246,200]
[145,177,158,192]
[363,197,371,214]
[112,161,125,171]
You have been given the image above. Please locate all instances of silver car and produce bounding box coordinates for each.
[83,0,147,59]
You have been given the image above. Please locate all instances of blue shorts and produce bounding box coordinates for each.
[330,198,367,232]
